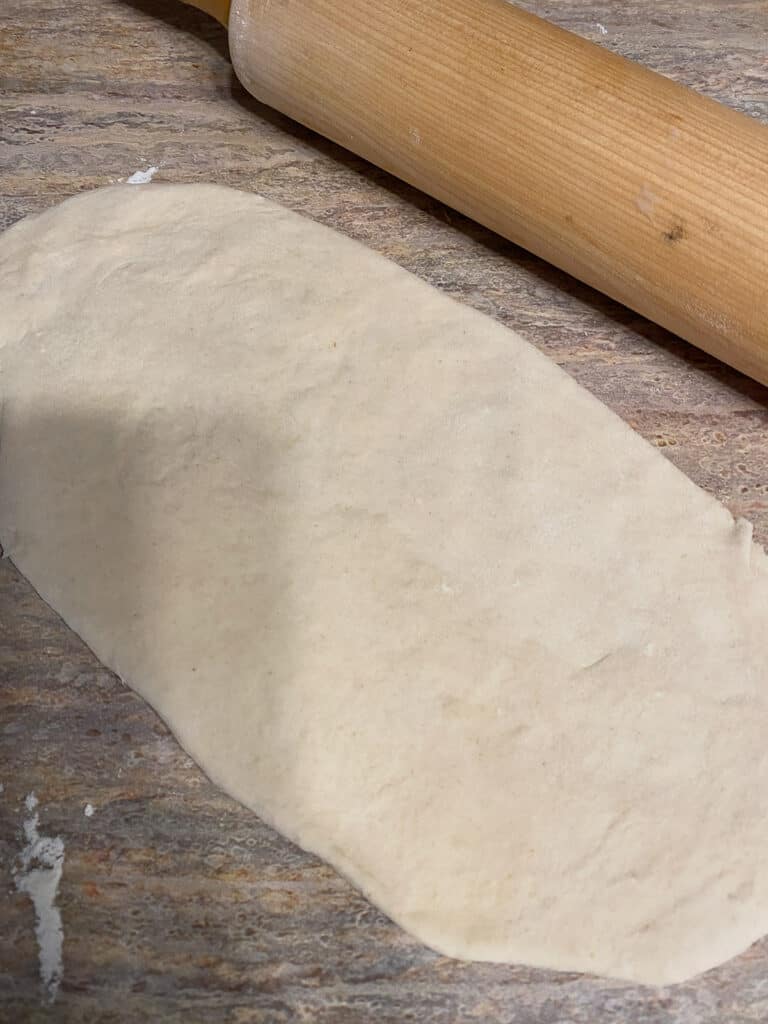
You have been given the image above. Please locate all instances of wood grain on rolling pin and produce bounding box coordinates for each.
[229,0,768,384]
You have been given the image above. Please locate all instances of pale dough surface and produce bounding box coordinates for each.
[2,184,768,985]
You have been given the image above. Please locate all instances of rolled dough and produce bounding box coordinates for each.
[2,184,768,985]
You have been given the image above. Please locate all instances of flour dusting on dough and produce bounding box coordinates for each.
[14,794,65,1003]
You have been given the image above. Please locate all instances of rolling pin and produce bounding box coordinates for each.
[186,0,768,386]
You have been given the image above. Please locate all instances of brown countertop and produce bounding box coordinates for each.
[3,1,768,1020]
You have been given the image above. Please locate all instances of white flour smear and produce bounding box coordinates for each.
[14,793,65,1003]
[127,166,159,184]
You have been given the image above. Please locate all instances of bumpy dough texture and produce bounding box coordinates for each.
[2,184,768,985]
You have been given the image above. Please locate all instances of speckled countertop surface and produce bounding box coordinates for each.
[3,1,768,1020]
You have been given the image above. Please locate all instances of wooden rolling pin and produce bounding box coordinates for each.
[187,0,768,386]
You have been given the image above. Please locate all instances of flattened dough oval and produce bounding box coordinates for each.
[2,184,768,985]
